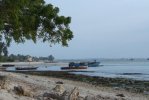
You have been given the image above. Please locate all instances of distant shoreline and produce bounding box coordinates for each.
[0,62,44,65]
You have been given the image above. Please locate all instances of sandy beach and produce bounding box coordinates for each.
[0,70,148,100]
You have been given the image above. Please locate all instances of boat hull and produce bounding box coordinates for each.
[61,66,87,70]
[15,67,38,70]
[2,64,15,67]
[88,62,100,67]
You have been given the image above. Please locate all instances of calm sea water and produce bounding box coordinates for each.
[72,60,149,81]
[7,60,149,81]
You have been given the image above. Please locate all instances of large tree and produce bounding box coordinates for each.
[0,0,73,56]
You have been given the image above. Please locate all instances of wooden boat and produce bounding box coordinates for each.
[61,66,87,70]
[15,67,38,70]
[61,62,87,70]
[2,64,15,67]
[88,60,100,67]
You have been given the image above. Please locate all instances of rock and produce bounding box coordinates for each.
[23,88,34,97]
[84,95,97,100]
[56,81,64,84]
[13,85,33,97]
[14,86,24,96]
[116,93,125,97]
[68,87,79,100]
[77,96,84,100]
[144,91,149,95]
[88,94,125,100]
[53,84,65,94]
[43,92,61,100]
[61,91,70,100]
[61,87,81,100]
[0,75,7,89]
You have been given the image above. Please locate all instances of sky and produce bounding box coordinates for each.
[8,0,149,59]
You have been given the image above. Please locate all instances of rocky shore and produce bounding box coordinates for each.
[14,71,149,94]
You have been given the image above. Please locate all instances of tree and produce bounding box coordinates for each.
[48,55,54,62]
[0,0,73,56]
[0,42,8,56]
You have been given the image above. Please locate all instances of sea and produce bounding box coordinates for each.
[7,59,149,81]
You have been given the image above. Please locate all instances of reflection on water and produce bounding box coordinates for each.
[7,60,149,81]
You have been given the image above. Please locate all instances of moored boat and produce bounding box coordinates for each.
[61,62,88,70]
[88,60,100,67]
[15,67,38,70]
[61,66,87,70]
[2,64,15,67]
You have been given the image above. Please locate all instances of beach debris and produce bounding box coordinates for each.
[53,84,65,94]
[116,93,125,97]
[14,86,24,96]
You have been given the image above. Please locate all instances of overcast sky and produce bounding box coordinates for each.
[9,0,149,59]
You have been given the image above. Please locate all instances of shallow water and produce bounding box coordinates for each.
[7,60,149,81]
[73,60,149,81]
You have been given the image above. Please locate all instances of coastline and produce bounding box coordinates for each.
[0,71,149,100]
[12,71,149,94]
[0,62,149,99]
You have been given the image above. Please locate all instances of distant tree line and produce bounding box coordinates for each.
[0,54,55,62]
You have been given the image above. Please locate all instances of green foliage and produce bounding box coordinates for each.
[0,56,13,62]
[0,54,54,62]
[0,0,73,51]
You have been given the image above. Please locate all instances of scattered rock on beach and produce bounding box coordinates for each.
[143,91,149,95]
[13,85,34,97]
[0,75,7,89]
[84,94,127,100]
[41,87,81,100]
[43,92,61,100]
[61,87,80,100]
[116,93,125,97]
[84,95,97,100]
[56,81,64,84]
[14,86,24,96]
[68,87,79,100]
[53,84,65,94]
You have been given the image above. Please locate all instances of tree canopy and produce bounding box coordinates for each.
[0,0,73,56]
